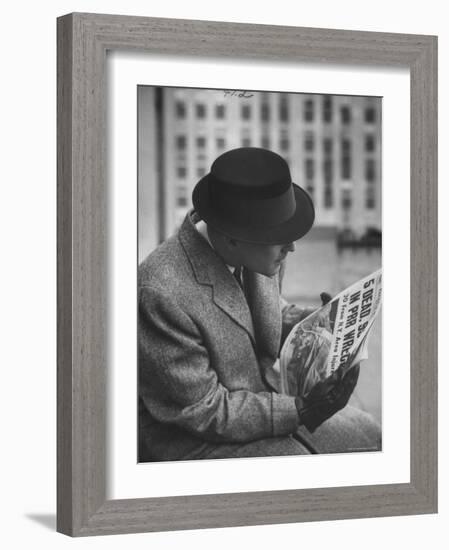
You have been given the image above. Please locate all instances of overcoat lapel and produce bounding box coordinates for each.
[178,213,256,345]
[243,268,282,360]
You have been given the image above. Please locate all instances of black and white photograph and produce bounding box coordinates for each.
[137,86,383,462]
[1,0,441,543]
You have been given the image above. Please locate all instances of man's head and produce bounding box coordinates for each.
[207,224,295,277]
[192,147,315,248]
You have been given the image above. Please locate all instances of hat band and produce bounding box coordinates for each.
[208,183,296,229]
[208,172,291,199]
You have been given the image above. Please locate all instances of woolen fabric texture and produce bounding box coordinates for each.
[138,210,300,462]
[138,210,381,462]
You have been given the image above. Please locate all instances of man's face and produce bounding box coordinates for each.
[235,240,296,277]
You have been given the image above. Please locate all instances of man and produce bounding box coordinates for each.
[138,147,380,462]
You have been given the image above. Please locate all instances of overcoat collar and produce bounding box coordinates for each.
[179,211,255,343]
[178,211,282,359]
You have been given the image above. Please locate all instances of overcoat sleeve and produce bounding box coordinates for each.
[139,286,300,443]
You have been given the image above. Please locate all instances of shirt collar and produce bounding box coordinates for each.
[194,219,235,273]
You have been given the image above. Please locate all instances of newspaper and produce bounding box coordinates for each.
[279,269,382,399]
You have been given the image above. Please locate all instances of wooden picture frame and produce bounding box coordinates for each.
[57,12,437,536]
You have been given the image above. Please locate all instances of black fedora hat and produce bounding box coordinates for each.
[192,147,315,244]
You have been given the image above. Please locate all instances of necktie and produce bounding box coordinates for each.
[233,267,252,316]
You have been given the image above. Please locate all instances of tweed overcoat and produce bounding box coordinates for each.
[138,211,301,461]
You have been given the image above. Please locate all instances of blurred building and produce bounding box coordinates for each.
[138,86,381,258]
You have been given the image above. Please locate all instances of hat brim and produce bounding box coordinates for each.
[192,174,315,245]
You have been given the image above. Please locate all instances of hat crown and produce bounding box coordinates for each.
[211,148,291,194]
[191,147,315,244]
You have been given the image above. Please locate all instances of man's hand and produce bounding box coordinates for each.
[280,291,333,351]
[295,364,360,433]
[281,291,332,341]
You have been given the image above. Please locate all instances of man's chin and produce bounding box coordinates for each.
[249,264,281,278]
[266,265,281,278]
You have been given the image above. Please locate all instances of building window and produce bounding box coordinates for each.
[341,106,352,124]
[242,137,251,147]
[323,158,333,182]
[341,138,352,180]
[261,102,270,122]
[323,138,333,154]
[176,166,186,179]
[216,137,226,149]
[280,138,289,151]
[305,159,315,179]
[366,186,376,209]
[241,104,251,120]
[365,159,376,182]
[365,134,376,152]
[215,104,225,119]
[324,190,333,208]
[176,185,188,207]
[280,129,289,152]
[323,159,333,208]
[261,135,270,149]
[279,96,289,122]
[342,158,351,179]
[323,96,332,123]
[304,132,315,152]
[323,144,333,209]
[365,107,377,124]
[176,135,187,150]
[305,155,315,200]
[304,99,314,122]
[175,101,186,118]
[197,166,207,178]
[196,136,206,148]
[341,188,352,210]
[196,103,206,118]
